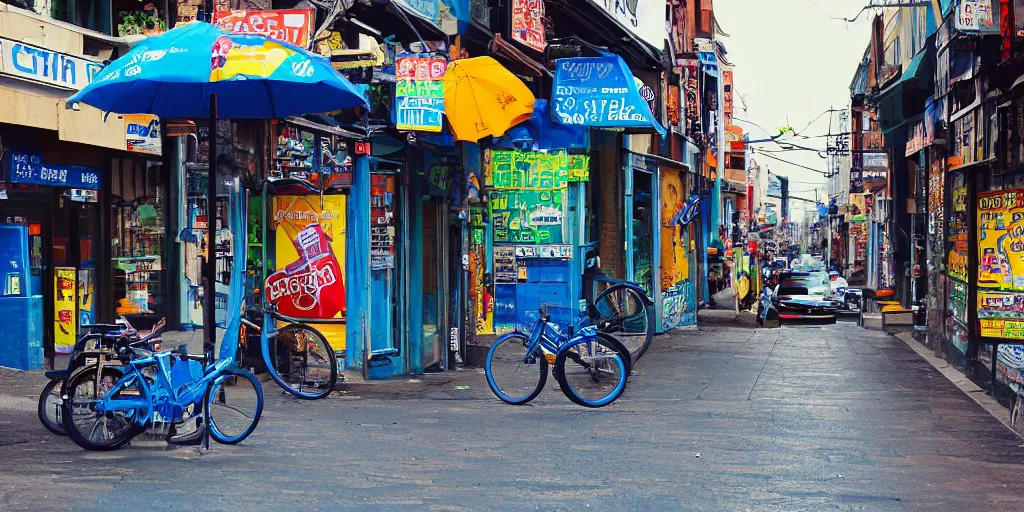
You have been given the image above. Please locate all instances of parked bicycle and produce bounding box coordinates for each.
[62,182,262,451]
[485,305,631,408]
[582,247,656,363]
[248,304,339,400]
[38,317,165,436]
[61,335,263,450]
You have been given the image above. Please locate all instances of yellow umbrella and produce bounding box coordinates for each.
[442,56,536,142]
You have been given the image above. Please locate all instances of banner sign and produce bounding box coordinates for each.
[0,37,102,90]
[214,9,315,48]
[124,114,162,155]
[8,152,101,190]
[511,0,546,52]
[395,55,447,132]
[552,55,666,136]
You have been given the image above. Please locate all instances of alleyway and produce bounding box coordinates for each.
[2,322,1023,511]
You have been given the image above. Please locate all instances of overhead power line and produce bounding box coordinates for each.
[754,150,828,175]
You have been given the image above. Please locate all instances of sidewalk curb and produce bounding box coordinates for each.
[893,331,1021,438]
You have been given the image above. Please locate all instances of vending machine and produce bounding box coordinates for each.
[0,224,43,369]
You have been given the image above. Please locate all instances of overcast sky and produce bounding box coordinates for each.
[715,0,876,212]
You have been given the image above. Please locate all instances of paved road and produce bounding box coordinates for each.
[2,321,1023,511]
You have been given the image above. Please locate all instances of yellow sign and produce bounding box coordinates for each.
[270,195,347,351]
[54,267,76,354]
[980,318,1024,339]
[978,190,1024,290]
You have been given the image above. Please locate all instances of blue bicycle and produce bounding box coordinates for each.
[62,344,263,450]
[485,306,631,408]
[62,178,262,451]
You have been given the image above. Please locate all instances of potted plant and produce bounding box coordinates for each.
[118,4,167,37]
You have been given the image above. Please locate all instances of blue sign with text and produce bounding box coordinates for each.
[551,55,665,137]
[8,152,101,190]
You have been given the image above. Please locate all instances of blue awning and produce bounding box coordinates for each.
[698,50,718,77]
[551,54,666,137]
[492,99,589,150]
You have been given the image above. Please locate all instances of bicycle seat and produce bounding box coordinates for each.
[45,370,70,380]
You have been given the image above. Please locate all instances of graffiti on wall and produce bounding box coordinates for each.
[660,170,696,329]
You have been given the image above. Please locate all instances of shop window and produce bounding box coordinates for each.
[111,158,166,323]
[49,0,110,34]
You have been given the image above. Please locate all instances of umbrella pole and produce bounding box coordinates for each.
[205,92,217,359]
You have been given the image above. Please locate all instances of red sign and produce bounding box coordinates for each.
[265,223,346,319]
[214,9,315,48]
[511,0,546,52]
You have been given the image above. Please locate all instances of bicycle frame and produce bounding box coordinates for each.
[93,353,236,425]
[520,317,601,363]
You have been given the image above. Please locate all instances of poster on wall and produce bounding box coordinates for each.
[487,149,568,244]
[395,55,447,132]
[976,189,1024,338]
[124,114,162,155]
[77,268,94,328]
[266,195,347,348]
[54,268,76,354]
[948,178,969,283]
[511,0,546,52]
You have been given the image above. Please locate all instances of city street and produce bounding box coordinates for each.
[2,321,1023,511]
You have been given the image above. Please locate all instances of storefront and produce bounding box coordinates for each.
[0,119,166,366]
[258,118,378,372]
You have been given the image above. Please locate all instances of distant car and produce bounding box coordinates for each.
[770,271,841,323]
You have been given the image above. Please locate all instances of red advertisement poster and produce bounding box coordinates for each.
[214,9,315,48]
[265,196,347,320]
[511,0,546,52]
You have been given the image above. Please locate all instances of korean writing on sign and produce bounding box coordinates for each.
[395,55,447,132]
[552,56,658,131]
[0,37,102,90]
[214,9,315,48]
[8,152,101,190]
[511,0,546,52]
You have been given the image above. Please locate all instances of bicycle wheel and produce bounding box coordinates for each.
[485,332,547,405]
[206,368,263,445]
[593,284,654,362]
[64,366,147,451]
[554,335,629,408]
[266,323,337,400]
[38,379,66,436]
